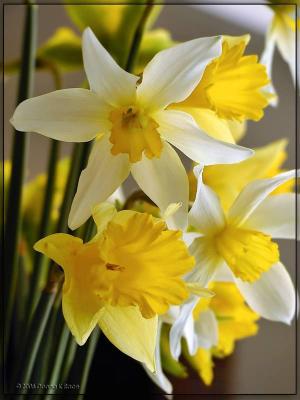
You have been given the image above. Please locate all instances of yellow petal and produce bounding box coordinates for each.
[92,202,117,237]
[34,233,82,269]
[98,305,157,372]
[185,347,214,386]
[176,106,235,144]
[225,119,247,143]
[209,282,259,357]
[34,234,105,345]
[202,139,289,211]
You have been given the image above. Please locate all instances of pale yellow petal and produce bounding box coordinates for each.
[98,305,157,372]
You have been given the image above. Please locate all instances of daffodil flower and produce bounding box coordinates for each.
[34,203,195,371]
[171,35,270,144]
[170,165,298,359]
[262,3,298,91]
[11,27,253,231]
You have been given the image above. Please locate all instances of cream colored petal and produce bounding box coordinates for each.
[244,193,297,239]
[186,236,225,287]
[273,12,296,84]
[236,262,295,324]
[228,169,299,227]
[98,305,157,372]
[137,36,222,112]
[170,296,199,360]
[144,321,173,394]
[10,89,111,142]
[194,309,218,351]
[189,165,225,235]
[82,28,139,106]
[155,110,253,164]
[68,135,130,230]
[261,21,278,106]
[131,142,189,230]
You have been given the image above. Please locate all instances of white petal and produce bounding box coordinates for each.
[186,236,225,287]
[214,264,234,282]
[182,312,198,356]
[169,296,199,360]
[68,135,130,230]
[137,36,222,112]
[260,23,278,106]
[236,262,296,324]
[10,89,111,141]
[188,165,225,235]
[183,232,202,247]
[131,142,189,230]
[155,110,253,164]
[193,310,218,351]
[82,28,139,106]
[244,193,297,239]
[272,12,296,84]
[144,321,173,395]
[228,169,299,227]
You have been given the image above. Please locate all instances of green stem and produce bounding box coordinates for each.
[27,139,60,319]
[125,0,155,72]
[14,272,61,394]
[3,0,37,368]
[77,329,100,397]
[45,321,70,396]
[60,336,78,383]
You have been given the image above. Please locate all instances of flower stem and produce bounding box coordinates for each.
[125,0,155,72]
[77,329,100,397]
[3,0,37,364]
[14,271,61,394]
[27,139,60,318]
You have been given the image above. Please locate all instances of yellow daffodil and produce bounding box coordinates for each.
[34,203,195,371]
[171,35,270,144]
[189,139,294,211]
[170,165,298,359]
[184,282,259,386]
[11,28,253,232]
[262,2,299,91]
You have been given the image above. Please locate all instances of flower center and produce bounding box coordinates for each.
[214,225,279,282]
[96,212,194,318]
[109,106,163,163]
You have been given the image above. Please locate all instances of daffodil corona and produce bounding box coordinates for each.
[34,204,195,371]
[11,27,253,232]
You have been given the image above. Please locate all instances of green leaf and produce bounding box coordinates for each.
[64,0,163,66]
[37,27,82,71]
[160,324,188,379]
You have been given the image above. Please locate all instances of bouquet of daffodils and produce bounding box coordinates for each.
[3,1,298,395]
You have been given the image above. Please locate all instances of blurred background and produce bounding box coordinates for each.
[3,3,297,398]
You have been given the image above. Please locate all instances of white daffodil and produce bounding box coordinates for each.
[262,3,298,94]
[11,27,253,231]
[170,164,298,359]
